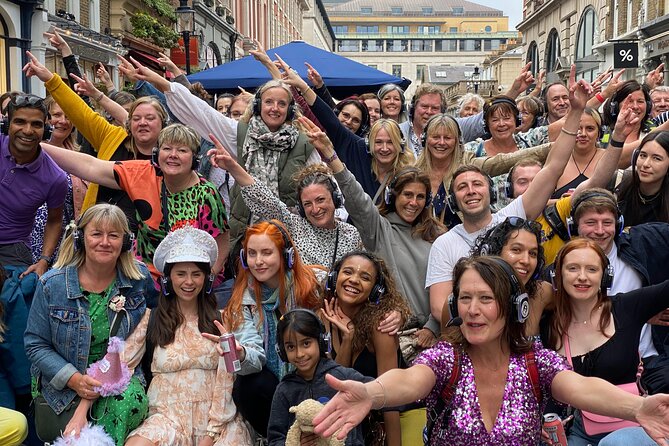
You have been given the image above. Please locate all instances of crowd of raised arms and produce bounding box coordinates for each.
[4,31,669,446]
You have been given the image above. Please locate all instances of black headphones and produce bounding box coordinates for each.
[334,100,370,136]
[325,252,386,305]
[609,84,652,125]
[151,147,201,171]
[276,308,330,362]
[478,219,545,280]
[483,97,522,134]
[366,120,406,154]
[446,171,497,213]
[566,190,625,239]
[160,269,215,296]
[408,93,447,122]
[296,175,343,218]
[0,116,53,141]
[383,166,432,210]
[72,214,135,253]
[240,220,295,270]
[253,88,297,121]
[549,253,614,295]
[448,257,530,323]
[420,114,463,150]
[504,165,516,199]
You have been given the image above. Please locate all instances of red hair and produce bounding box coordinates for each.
[549,238,613,350]
[224,220,320,331]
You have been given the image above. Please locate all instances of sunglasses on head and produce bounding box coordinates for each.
[12,95,45,107]
[506,216,542,233]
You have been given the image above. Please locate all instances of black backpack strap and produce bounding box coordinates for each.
[542,204,570,242]
[424,347,462,444]
[141,310,157,388]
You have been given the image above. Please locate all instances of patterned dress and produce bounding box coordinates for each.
[413,341,570,446]
[124,311,251,446]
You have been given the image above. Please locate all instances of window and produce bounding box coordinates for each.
[387,39,409,52]
[483,39,501,51]
[391,7,402,14]
[436,39,458,51]
[89,0,100,31]
[484,25,492,32]
[461,39,481,51]
[422,7,433,15]
[526,41,539,75]
[361,7,372,14]
[392,65,402,77]
[449,27,458,33]
[417,64,427,81]
[333,25,348,34]
[388,25,409,34]
[545,29,560,72]
[356,25,379,33]
[576,8,596,60]
[411,40,433,51]
[337,40,360,52]
[418,26,440,34]
[362,40,384,52]
[626,0,633,32]
[368,64,378,69]
[452,6,464,15]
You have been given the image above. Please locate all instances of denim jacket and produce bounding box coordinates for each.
[24,261,152,414]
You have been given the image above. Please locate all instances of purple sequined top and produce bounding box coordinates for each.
[414,341,570,446]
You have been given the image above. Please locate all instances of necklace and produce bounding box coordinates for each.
[571,304,602,325]
[638,190,661,204]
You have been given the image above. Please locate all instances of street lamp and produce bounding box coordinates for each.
[472,66,480,94]
[176,0,195,75]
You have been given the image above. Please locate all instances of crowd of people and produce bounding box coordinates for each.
[4,30,669,446]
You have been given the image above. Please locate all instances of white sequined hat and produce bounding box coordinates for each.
[153,226,218,274]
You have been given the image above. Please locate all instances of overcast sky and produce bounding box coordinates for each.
[474,0,523,29]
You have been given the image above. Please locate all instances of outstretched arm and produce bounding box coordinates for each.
[552,370,669,446]
[41,143,119,189]
[522,65,592,220]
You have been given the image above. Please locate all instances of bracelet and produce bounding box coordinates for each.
[609,138,625,148]
[595,93,605,104]
[373,379,387,409]
[205,431,217,441]
[560,128,578,136]
[321,151,338,164]
[95,91,105,102]
[38,255,51,265]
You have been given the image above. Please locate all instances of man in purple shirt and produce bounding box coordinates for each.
[0,94,67,275]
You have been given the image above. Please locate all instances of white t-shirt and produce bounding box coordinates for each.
[425,196,526,287]
[607,243,658,358]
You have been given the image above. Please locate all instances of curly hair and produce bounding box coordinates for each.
[324,251,411,356]
[224,220,321,331]
[444,256,532,354]
[292,164,339,205]
[470,218,545,299]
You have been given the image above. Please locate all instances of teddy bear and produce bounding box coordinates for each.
[285,399,346,446]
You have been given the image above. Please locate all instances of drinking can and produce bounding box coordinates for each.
[543,413,567,446]
[219,333,241,373]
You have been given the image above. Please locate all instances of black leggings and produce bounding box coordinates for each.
[232,366,279,437]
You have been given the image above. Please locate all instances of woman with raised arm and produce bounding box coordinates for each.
[312,256,669,446]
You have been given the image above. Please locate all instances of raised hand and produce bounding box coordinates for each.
[568,64,594,111]
[22,51,54,83]
[602,68,625,97]
[207,133,240,171]
[95,63,114,91]
[646,63,665,90]
[305,62,324,89]
[275,54,309,91]
[69,73,102,99]
[117,55,140,82]
[611,107,641,142]
[157,52,182,77]
[297,116,334,154]
[321,299,353,338]
[510,62,535,95]
[44,29,72,57]
[249,39,272,66]
[123,56,170,92]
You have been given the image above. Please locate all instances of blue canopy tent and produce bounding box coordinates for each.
[187,40,411,98]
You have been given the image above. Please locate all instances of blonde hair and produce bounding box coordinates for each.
[44,96,80,152]
[415,114,465,192]
[124,97,168,157]
[54,204,144,280]
[157,123,200,155]
[240,80,305,132]
[368,119,415,178]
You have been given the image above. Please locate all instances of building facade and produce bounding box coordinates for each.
[518,0,669,86]
[325,0,519,99]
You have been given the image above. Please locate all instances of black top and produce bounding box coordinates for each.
[570,280,669,385]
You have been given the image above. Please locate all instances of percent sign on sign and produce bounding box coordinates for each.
[613,42,638,68]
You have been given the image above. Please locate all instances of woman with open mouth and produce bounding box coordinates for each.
[311,255,669,445]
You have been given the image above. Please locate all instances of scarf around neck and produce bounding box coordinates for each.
[243,116,299,196]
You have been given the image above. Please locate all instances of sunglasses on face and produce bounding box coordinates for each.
[506,216,542,233]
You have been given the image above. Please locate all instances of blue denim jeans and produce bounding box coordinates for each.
[598,427,659,446]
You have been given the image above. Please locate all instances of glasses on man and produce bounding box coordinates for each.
[12,95,45,107]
